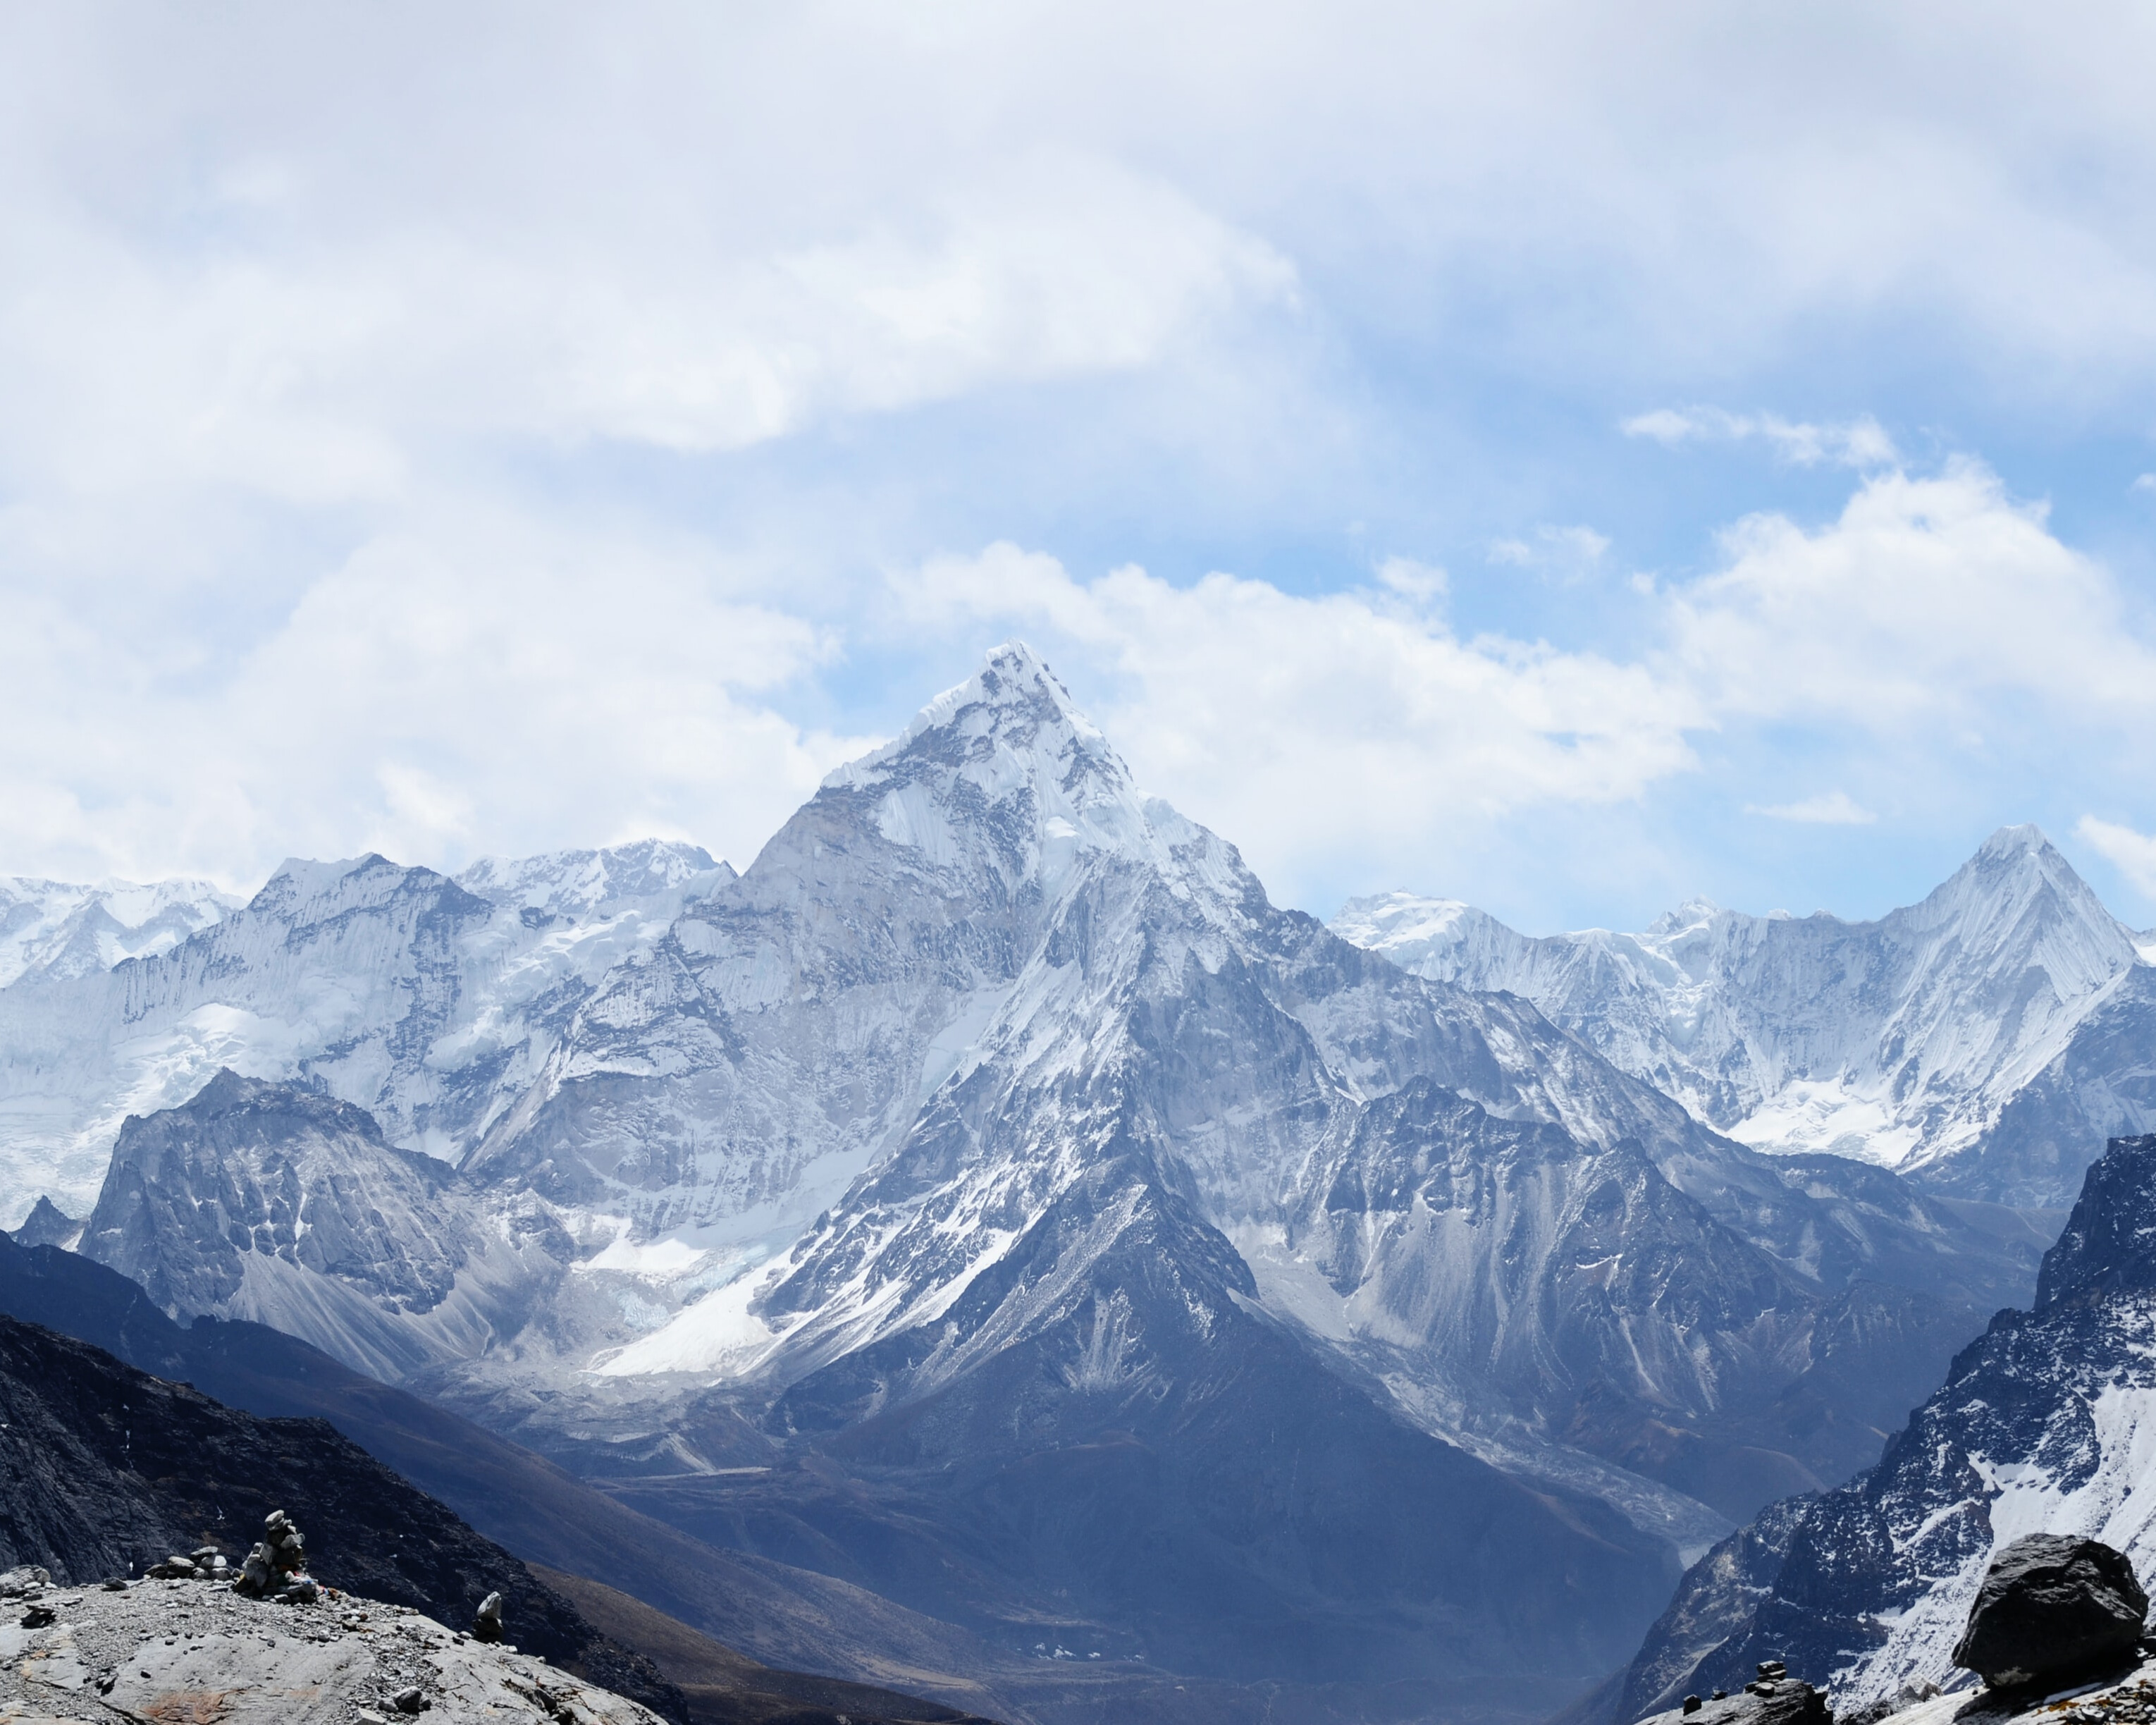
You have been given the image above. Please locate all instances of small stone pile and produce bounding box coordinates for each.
[0,1565,50,1600]
[144,1543,229,1582]
[232,1508,319,1604]
[1666,1661,1831,1725]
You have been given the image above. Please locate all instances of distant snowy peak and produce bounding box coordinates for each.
[1329,890,1476,956]
[1333,826,2147,1202]
[0,874,239,988]
[457,839,732,920]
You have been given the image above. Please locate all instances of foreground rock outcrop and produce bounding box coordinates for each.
[0,1561,665,1722]
[0,1310,684,1720]
[1952,1535,2148,1690]
[1634,1660,1832,1725]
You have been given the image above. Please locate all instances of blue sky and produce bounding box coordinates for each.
[7,2,2156,933]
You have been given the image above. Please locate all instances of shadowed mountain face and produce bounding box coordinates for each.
[0,645,2068,1724]
[1334,829,2153,1208]
[79,1069,576,1380]
[1613,1134,2156,1721]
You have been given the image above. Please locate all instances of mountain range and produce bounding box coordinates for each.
[1,641,2135,1724]
[1333,829,2156,1207]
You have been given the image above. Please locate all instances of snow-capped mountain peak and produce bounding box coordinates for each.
[811,641,1184,901]
[456,839,732,921]
[0,873,239,988]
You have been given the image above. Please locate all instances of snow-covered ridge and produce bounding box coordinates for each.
[0,840,734,1225]
[1335,825,2150,1201]
[0,874,239,988]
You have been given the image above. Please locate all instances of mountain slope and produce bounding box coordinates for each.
[1336,827,2147,1205]
[1613,1131,2156,1717]
[78,1069,576,1378]
[0,1227,1018,1721]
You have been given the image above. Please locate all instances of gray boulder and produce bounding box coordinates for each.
[1952,1533,2148,1688]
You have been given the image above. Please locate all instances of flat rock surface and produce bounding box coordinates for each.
[0,1577,665,1724]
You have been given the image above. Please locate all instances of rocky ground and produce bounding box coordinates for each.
[1851,1660,2156,1725]
[0,1569,663,1724]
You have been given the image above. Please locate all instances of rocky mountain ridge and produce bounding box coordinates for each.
[1335,828,2155,1206]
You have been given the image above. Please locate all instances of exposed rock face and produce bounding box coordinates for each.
[6,1194,78,1249]
[1335,828,2154,1207]
[1618,1498,1816,1723]
[78,1070,571,1379]
[2035,1141,2156,1308]
[1952,1534,2148,1688]
[1612,1134,2156,1714]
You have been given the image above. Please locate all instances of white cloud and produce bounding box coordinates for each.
[1666,461,2156,728]
[896,457,2156,901]
[2077,817,2156,899]
[899,541,1704,901]
[1747,791,1876,825]
[0,504,875,886]
[1375,556,1448,602]
[1622,407,1898,468]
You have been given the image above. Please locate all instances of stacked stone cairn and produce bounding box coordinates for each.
[470,1590,505,1644]
[1670,1660,1830,1725]
[233,1509,319,1603]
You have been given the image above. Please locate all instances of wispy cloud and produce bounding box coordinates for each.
[1489,525,1611,576]
[1623,407,1899,469]
[1747,792,1877,825]
[2077,817,2156,899]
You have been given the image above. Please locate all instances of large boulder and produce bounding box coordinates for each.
[1952,1534,2148,1688]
